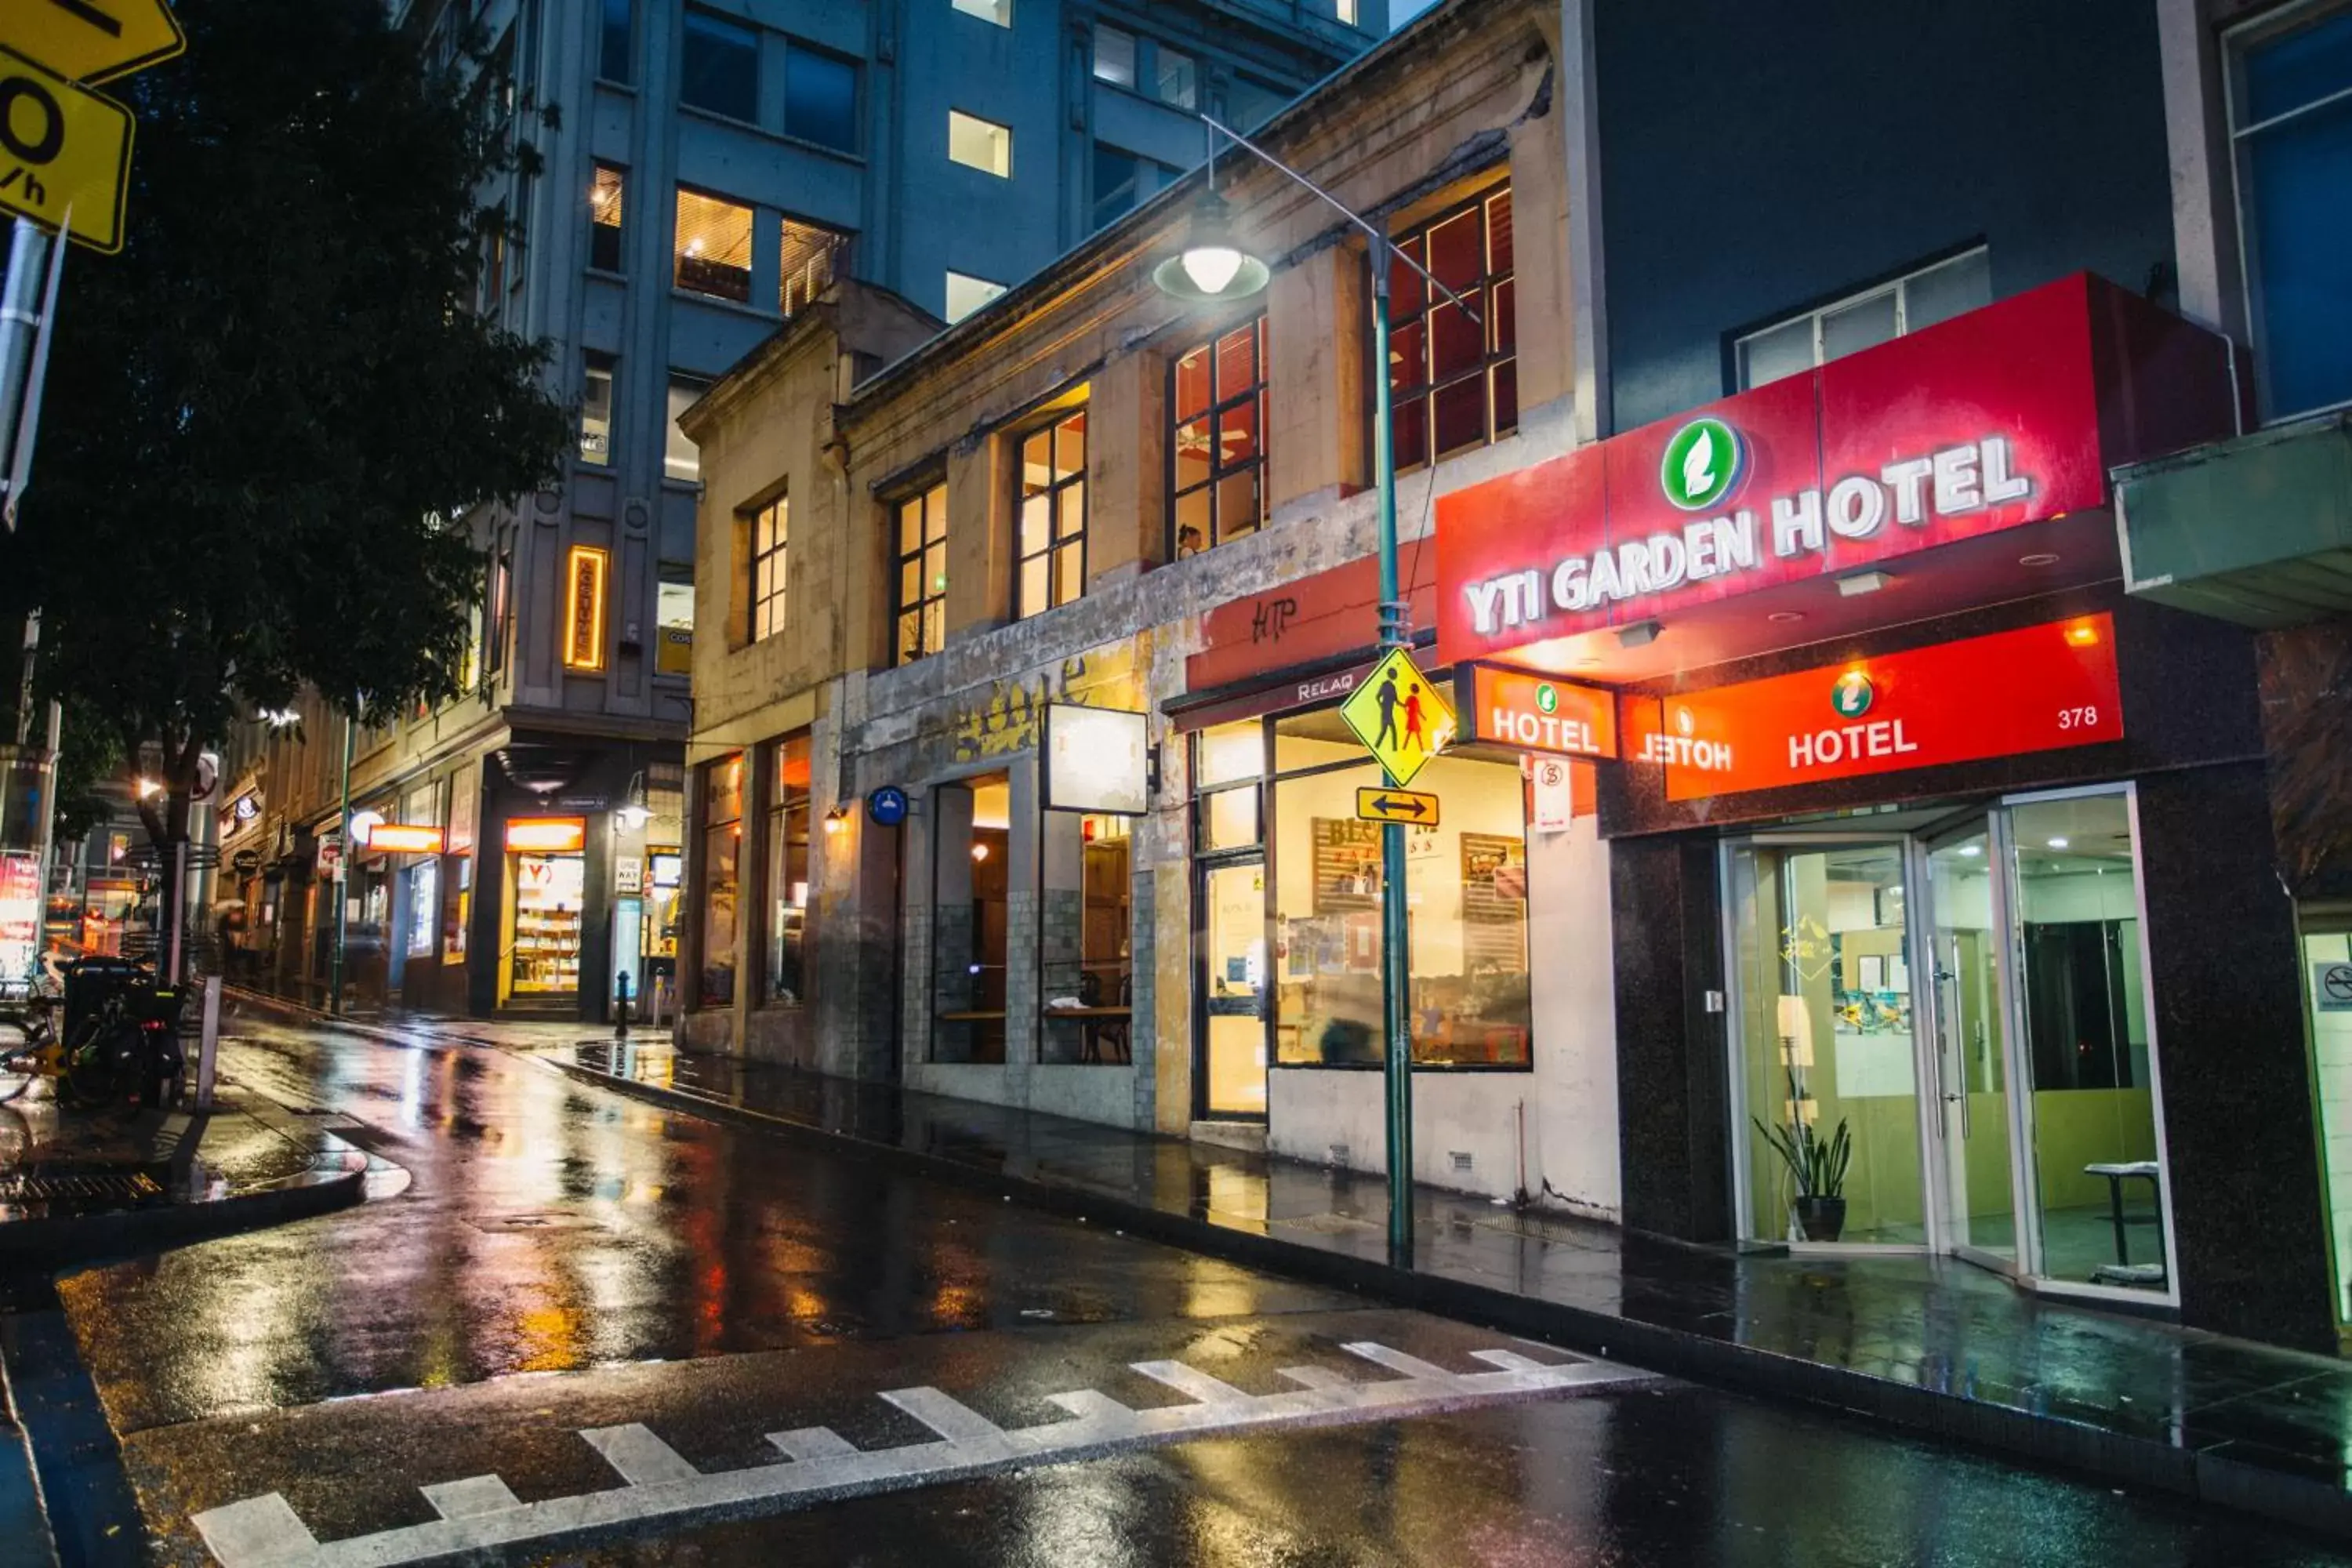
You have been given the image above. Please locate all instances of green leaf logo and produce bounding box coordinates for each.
[1536,684,1559,714]
[1660,416,1745,513]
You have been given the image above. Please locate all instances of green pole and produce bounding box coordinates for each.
[1370,236,1414,1265]
[329,704,354,1015]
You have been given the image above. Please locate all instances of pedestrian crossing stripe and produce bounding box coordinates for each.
[1338,648,1454,788]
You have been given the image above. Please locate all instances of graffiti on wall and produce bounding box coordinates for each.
[951,639,1145,763]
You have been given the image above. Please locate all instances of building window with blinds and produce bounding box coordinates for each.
[674,187,753,303]
[1388,183,1515,471]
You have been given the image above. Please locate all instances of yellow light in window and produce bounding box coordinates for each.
[562,546,610,672]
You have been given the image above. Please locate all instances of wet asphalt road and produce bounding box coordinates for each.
[26,1020,2352,1567]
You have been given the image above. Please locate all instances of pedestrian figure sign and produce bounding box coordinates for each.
[1339,647,1454,788]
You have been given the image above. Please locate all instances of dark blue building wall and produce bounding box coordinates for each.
[1595,0,2178,435]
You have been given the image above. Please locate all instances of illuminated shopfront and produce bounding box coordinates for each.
[501,816,586,1000]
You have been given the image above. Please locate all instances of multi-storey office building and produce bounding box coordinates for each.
[684,0,2352,1354]
[214,0,1381,1020]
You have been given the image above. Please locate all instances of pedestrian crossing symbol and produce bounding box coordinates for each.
[1339,647,1455,788]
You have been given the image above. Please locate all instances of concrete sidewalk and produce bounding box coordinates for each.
[530,1036,2352,1542]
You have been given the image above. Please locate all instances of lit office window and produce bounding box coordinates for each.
[2230,8,2352,418]
[1094,25,1136,88]
[894,482,948,665]
[779,217,849,316]
[785,43,858,152]
[1016,403,1087,619]
[681,6,758,122]
[749,495,788,642]
[673,187,753,303]
[1155,45,1196,109]
[1336,0,1359,24]
[948,109,1011,176]
[599,0,633,82]
[1388,183,1517,470]
[1736,248,1991,390]
[561,545,610,673]
[590,164,624,273]
[944,270,1007,322]
[952,0,1012,24]
[579,352,615,466]
[667,376,707,482]
[1171,317,1268,556]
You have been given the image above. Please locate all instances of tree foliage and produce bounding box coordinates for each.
[0,0,568,848]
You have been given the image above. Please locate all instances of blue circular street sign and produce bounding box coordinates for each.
[866,786,909,826]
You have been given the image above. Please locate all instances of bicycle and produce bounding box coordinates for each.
[0,989,70,1105]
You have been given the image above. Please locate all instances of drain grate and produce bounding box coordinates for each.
[0,1171,165,1202]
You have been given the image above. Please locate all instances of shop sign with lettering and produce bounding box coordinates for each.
[1434,274,2236,666]
[1462,665,1617,758]
[1624,615,2123,802]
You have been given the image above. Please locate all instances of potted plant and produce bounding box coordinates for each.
[1753,1110,1853,1242]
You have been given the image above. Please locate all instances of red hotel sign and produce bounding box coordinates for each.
[1464,665,1617,757]
[1624,616,2124,801]
[1434,274,2238,666]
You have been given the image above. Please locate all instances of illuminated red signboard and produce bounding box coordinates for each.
[1463,665,1617,758]
[1622,615,2124,802]
[1434,274,2238,667]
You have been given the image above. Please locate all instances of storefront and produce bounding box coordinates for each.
[1433,274,2332,1345]
[499,815,586,1006]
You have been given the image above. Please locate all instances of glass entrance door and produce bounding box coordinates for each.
[1925,819,2020,1265]
[1727,839,1924,1245]
[1199,857,1269,1118]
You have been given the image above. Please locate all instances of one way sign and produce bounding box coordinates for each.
[1356,786,1440,828]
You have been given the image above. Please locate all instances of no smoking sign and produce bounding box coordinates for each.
[2317,961,2352,1014]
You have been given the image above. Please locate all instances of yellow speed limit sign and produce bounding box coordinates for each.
[0,45,132,252]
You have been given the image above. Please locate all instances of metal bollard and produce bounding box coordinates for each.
[194,974,222,1109]
[614,969,632,1040]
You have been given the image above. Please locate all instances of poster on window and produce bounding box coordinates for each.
[1312,818,1382,913]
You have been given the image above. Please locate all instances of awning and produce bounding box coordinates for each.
[2117,410,2352,630]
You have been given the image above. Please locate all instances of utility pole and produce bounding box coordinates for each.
[329,705,354,1015]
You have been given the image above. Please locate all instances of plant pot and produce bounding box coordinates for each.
[1792,1196,1847,1243]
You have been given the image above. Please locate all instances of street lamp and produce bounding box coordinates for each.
[1155,114,1480,1265]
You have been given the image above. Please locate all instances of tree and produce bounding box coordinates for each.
[0,0,569,970]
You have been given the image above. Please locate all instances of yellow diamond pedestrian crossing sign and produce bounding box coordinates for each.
[1338,648,1454,788]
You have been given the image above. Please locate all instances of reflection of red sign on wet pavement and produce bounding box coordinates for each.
[1623,615,2125,802]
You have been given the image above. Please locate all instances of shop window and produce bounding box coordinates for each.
[579,351,615,465]
[780,217,849,316]
[768,734,812,1004]
[1171,318,1268,557]
[505,818,585,999]
[944,270,1007,323]
[1735,247,1991,391]
[948,109,1012,177]
[599,0,633,83]
[1388,183,1517,472]
[681,7,759,122]
[953,0,1012,24]
[749,495,788,642]
[656,564,694,677]
[2229,7,2352,418]
[785,43,858,153]
[1016,404,1087,619]
[666,376,706,481]
[445,855,470,962]
[893,481,949,665]
[1094,24,1136,88]
[1041,815,1133,1064]
[673,187,753,303]
[560,545,609,673]
[405,860,438,958]
[934,775,1011,1063]
[1265,710,1530,1069]
[590,163,625,273]
[700,753,743,1007]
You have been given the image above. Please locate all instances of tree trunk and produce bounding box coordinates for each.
[131,730,205,985]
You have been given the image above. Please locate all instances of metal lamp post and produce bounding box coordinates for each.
[1156,116,1479,1265]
